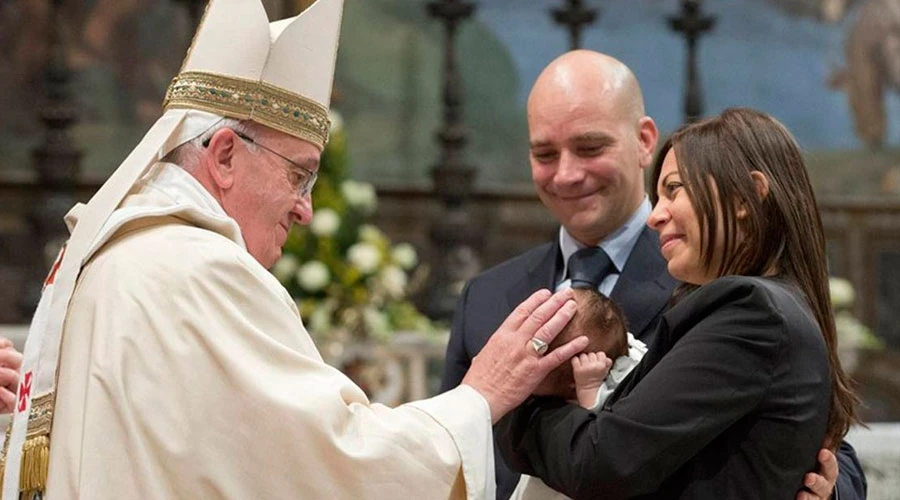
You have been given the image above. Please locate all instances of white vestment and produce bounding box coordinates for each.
[44,163,494,499]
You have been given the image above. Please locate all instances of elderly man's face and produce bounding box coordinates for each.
[228,128,320,269]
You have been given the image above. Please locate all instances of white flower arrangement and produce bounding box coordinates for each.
[829,276,883,351]
[307,297,338,334]
[310,208,341,236]
[378,265,408,299]
[341,180,377,216]
[362,306,391,342]
[358,224,385,245]
[391,243,418,270]
[271,254,299,283]
[296,261,331,293]
[347,242,381,275]
[275,109,437,345]
[829,277,855,310]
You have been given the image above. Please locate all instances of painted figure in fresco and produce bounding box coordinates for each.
[833,0,900,148]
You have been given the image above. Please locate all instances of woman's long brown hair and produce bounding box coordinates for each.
[650,108,859,448]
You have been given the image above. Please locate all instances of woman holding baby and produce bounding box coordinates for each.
[497,108,859,499]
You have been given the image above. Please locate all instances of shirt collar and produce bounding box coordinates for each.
[610,332,648,385]
[558,197,651,280]
[139,162,230,218]
[137,162,246,250]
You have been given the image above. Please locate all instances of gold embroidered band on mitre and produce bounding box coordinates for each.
[0,392,54,495]
[163,71,331,150]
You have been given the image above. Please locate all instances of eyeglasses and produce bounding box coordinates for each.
[203,130,318,197]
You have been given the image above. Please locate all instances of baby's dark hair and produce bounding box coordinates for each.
[533,288,630,399]
[549,288,628,360]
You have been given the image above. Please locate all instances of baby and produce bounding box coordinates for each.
[532,288,638,407]
[512,288,648,500]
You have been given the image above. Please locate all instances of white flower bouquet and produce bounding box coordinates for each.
[829,277,883,350]
[274,111,437,345]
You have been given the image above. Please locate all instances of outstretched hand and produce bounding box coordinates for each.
[796,449,838,500]
[462,288,588,423]
[0,337,23,414]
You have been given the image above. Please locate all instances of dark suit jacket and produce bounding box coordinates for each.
[440,227,678,499]
[496,277,832,499]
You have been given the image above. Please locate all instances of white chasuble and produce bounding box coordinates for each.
[44,163,494,499]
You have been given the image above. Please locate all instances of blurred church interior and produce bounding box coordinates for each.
[0,0,899,493]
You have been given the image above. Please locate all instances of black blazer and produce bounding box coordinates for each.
[440,227,678,499]
[496,276,832,499]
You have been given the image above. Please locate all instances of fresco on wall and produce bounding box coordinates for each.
[0,0,193,179]
[334,0,526,189]
[0,0,285,180]
[472,0,900,194]
[1,0,899,192]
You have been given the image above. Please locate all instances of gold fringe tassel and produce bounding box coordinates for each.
[0,422,12,493]
[0,395,54,496]
[19,434,49,493]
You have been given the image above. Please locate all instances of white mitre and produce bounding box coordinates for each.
[0,1,343,498]
[165,0,342,149]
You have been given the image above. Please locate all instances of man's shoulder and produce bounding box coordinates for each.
[88,217,259,282]
[80,218,295,313]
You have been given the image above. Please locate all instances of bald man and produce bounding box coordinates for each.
[440,50,865,500]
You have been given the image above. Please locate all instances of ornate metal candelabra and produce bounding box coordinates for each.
[423,0,482,321]
[21,0,83,316]
[550,0,599,50]
[668,0,716,123]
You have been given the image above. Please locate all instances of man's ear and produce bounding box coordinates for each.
[637,116,659,169]
[204,128,239,190]
[737,170,771,219]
